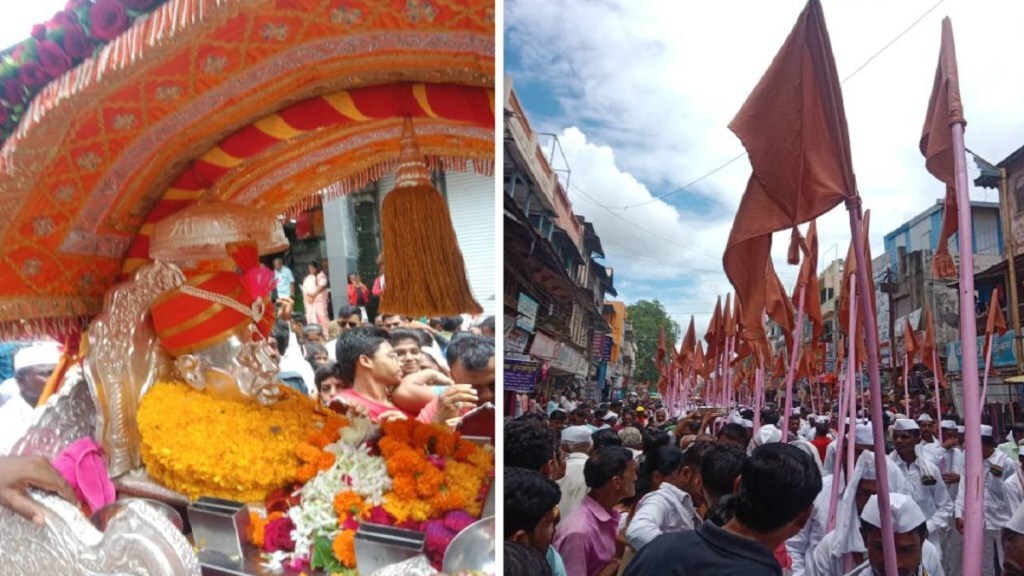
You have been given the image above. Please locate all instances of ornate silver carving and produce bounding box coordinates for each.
[85,260,185,478]
[11,377,96,461]
[0,490,200,575]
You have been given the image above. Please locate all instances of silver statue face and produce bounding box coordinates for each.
[176,329,281,405]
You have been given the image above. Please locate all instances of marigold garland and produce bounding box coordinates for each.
[137,381,339,502]
[331,529,358,568]
[332,491,367,520]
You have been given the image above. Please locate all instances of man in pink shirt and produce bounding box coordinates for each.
[554,445,636,576]
[333,326,475,424]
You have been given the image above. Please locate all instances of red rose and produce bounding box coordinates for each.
[31,24,47,41]
[340,516,360,532]
[263,517,296,552]
[367,505,395,526]
[52,10,80,26]
[89,0,129,41]
[18,62,50,89]
[61,23,94,60]
[2,80,25,107]
[36,40,72,79]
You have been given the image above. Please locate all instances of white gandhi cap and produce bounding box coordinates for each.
[861,492,927,534]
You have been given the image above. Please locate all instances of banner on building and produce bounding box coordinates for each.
[597,361,608,388]
[504,359,541,394]
[602,336,613,361]
[516,293,539,333]
[590,332,606,359]
[505,327,531,354]
[529,332,559,360]
[946,330,1018,373]
[551,343,588,376]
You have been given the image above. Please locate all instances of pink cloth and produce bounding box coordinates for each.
[336,389,439,424]
[553,496,621,576]
[303,272,330,332]
[52,438,115,514]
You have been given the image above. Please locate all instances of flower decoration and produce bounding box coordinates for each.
[0,0,170,142]
[253,416,494,572]
[137,380,338,502]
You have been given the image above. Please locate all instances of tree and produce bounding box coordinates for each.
[626,300,681,390]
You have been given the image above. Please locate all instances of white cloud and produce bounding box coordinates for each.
[508,0,1024,334]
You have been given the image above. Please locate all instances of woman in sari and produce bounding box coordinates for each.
[302,262,330,333]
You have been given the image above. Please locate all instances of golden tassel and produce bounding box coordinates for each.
[379,118,482,316]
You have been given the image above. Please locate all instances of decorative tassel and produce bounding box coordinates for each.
[787,225,802,265]
[379,118,482,316]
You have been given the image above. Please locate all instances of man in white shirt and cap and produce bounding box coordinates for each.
[917,413,940,445]
[938,419,964,576]
[848,493,942,576]
[1002,499,1024,575]
[785,413,824,474]
[889,418,953,556]
[1000,424,1024,462]
[806,450,921,576]
[557,425,592,521]
[0,343,60,456]
[955,424,1018,576]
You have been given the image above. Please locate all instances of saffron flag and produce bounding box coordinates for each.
[795,221,824,341]
[837,210,876,365]
[921,17,966,279]
[705,296,723,360]
[923,307,947,388]
[724,0,856,361]
[694,341,707,379]
[983,287,1008,366]
[903,316,919,363]
[766,260,796,355]
[678,316,697,372]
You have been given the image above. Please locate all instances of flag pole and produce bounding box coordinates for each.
[981,334,994,407]
[782,285,808,443]
[903,330,911,415]
[846,199,898,576]
[845,277,859,478]
[827,279,858,530]
[948,120,984,576]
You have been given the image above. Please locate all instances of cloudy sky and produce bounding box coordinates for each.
[1,4,64,51]
[506,0,1024,341]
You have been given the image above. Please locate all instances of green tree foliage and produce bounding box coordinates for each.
[626,300,680,389]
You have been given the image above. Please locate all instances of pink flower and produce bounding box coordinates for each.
[263,517,296,552]
[395,519,421,531]
[18,62,50,89]
[286,556,310,571]
[442,510,475,534]
[2,79,24,107]
[428,455,446,470]
[52,10,80,26]
[62,23,93,60]
[367,506,395,526]
[31,24,47,41]
[36,40,72,79]
[89,0,129,41]
[340,516,360,532]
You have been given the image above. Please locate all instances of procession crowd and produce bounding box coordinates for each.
[504,395,1024,576]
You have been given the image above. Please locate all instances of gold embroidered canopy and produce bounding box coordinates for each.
[0,0,495,337]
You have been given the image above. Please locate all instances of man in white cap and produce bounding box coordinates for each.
[955,424,1018,576]
[1000,424,1024,462]
[785,414,824,474]
[938,419,964,576]
[806,451,917,576]
[0,343,61,456]
[889,418,952,555]
[557,425,593,520]
[849,493,942,576]
[1002,499,1024,575]
[917,413,939,445]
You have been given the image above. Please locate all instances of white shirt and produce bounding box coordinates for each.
[280,331,316,396]
[791,438,824,474]
[823,439,838,476]
[842,539,944,576]
[940,446,965,501]
[0,378,19,408]
[624,483,700,551]
[557,452,589,520]
[788,474,834,576]
[0,395,34,456]
[955,449,1018,530]
[889,449,953,536]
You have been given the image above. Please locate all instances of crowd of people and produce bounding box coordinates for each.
[504,394,1024,576]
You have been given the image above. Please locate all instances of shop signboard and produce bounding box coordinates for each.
[505,359,541,394]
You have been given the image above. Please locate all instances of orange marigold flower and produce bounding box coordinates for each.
[316,452,336,471]
[306,431,330,450]
[295,443,322,464]
[467,448,494,471]
[430,489,467,513]
[249,511,267,548]
[385,449,426,477]
[432,432,456,457]
[377,437,405,458]
[333,491,366,520]
[322,416,348,443]
[331,529,357,568]
[453,439,478,462]
[416,466,443,498]
[381,419,413,445]
[297,463,319,483]
[411,422,438,451]
[392,475,419,501]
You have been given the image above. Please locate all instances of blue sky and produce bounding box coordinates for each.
[505,0,1024,339]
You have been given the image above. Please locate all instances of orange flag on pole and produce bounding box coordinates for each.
[983,287,1008,363]
[766,260,796,355]
[694,341,707,379]
[903,315,919,363]
[705,297,723,360]
[655,326,667,378]
[923,307,946,388]
[678,316,697,371]
[921,17,966,280]
[724,0,856,362]
[795,221,824,341]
